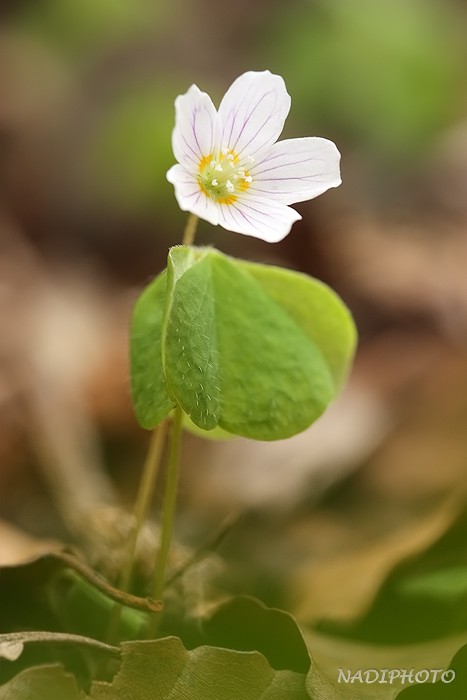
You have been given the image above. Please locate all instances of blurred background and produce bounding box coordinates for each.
[1,0,467,634]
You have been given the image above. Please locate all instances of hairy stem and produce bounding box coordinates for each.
[182,213,199,246]
[106,421,168,643]
[152,407,183,599]
[119,420,169,593]
[147,406,184,636]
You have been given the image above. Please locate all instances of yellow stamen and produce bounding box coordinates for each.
[197,148,252,203]
[198,154,213,172]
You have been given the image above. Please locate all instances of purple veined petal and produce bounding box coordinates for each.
[167,164,219,225]
[250,137,341,205]
[215,194,301,243]
[216,71,291,162]
[172,85,217,170]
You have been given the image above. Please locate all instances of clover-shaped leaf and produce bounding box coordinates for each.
[131,246,356,440]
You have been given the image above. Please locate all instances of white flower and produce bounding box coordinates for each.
[166,70,341,243]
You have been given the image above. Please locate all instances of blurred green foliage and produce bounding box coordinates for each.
[264,0,466,161]
[12,0,168,57]
[87,83,176,214]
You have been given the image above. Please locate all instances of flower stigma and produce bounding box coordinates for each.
[198,148,253,204]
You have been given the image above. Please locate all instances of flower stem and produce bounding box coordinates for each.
[181,213,198,246]
[119,420,169,593]
[147,405,184,636]
[105,421,168,644]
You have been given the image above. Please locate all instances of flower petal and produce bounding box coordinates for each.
[217,71,290,161]
[172,84,217,169]
[216,195,301,243]
[250,137,341,205]
[167,164,219,225]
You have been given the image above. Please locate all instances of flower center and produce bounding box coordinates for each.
[198,149,253,204]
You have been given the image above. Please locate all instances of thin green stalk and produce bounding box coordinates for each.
[119,420,169,592]
[106,421,168,643]
[152,406,183,599]
[182,213,198,246]
[147,406,184,637]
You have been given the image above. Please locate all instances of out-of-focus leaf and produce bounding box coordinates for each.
[202,595,310,673]
[292,497,467,697]
[88,637,309,699]
[314,503,467,645]
[0,638,310,699]
[0,665,81,700]
[305,629,467,700]
[293,499,462,627]
[396,642,467,698]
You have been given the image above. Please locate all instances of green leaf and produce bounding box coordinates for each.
[130,246,356,441]
[130,269,175,428]
[0,665,81,700]
[203,596,310,673]
[0,641,308,700]
[202,595,310,673]
[243,261,355,391]
[182,412,232,440]
[89,637,309,699]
